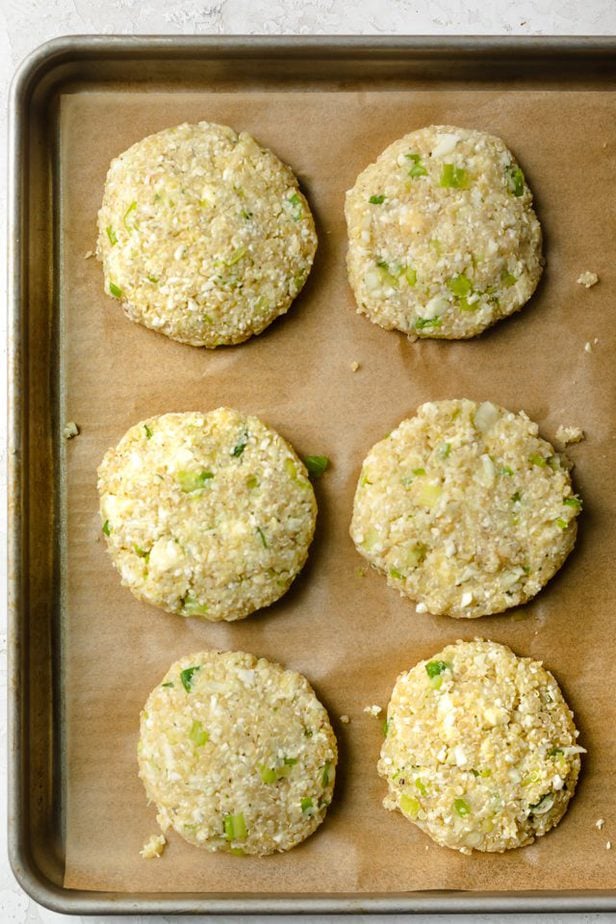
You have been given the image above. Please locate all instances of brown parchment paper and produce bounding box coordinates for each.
[59,83,616,894]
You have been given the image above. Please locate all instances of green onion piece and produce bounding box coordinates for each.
[548,747,564,758]
[369,194,386,204]
[505,164,525,197]
[106,225,117,246]
[284,756,298,766]
[480,768,492,778]
[223,813,247,841]
[226,246,247,266]
[102,519,111,537]
[389,567,403,580]
[177,470,214,493]
[511,491,522,503]
[555,517,568,530]
[146,274,158,283]
[439,164,468,188]
[529,453,547,467]
[122,200,138,230]
[529,792,555,815]
[405,153,428,178]
[447,274,473,297]
[180,666,200,693]
[189,719,209,747]
[501,270,517,287]
[284,457,309,487]
[245,474,259,489]
[133,544,149,559]
[303,455,330,478]
[144,424,153,439]
[182,596,209,616]
[301,797,314,814]
[109,282,122,298]
[412,467,426,476]
[382,718,389,736]
[563,496,582,509]
[259,766,277,784]
[415,778,427,796]
[240,208,253,220]
[415,316,442,330]
[256,526,268,548]
[161,681,174,688]
[500,465,514,476]
[400,794,420,818]
[231,431,249,457]
[286,192,303,220]
[404,267,417,286]
[321,761,332,787]
[425,660,450,679]
[454,798,471,817]
[439,442,451,459]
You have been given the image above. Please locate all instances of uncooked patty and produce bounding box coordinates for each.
[378,639,583,853]
[345,125,543,339]
[138,649,337,856]
[97,408,317,621]
[97,121,317,346]
[350,399,580,618]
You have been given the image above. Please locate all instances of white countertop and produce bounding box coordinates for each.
[1,1,615,922]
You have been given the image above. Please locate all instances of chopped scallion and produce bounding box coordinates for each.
[177,470,214,493]
[109,282,122,299]
[189,719,209,747]
[144,424,153,439]
[303,455,330,478]
[102,519,111,537]
[301,797,314,814]
[405,152,428,178]
[105,225,117,246]
[256,526,268,548]
[439,163,468,188]
[180,666,200,693]
[505,164,525,197]
[425,660,450,679]
[369,194,386,204]
[453,798,471,817]
[415,316,442,330]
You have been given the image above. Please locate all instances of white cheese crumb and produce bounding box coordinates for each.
[577,271,599,288]
[63,421,80,440]
[364,704,382,717]
[596,818,606,830]
[350,361,360,372]
[339,714,350,724]
[140,833,166,859]
[555,425,585,448]
[584,341,593,354]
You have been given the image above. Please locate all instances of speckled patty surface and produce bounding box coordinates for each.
[378,639,583,853]
[97,408,317,621]
[139,650,337,856]
[97,121,317,346]
[345,125,543,339]
[350,399,580,618]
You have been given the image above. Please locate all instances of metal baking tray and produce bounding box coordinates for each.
[8,35,616,914]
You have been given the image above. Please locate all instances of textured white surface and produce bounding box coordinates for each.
[2,1,616,922]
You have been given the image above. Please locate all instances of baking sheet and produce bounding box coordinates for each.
[59,85,615,894]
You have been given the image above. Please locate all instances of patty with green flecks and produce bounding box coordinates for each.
[97,121,317,347]
[97,408,316,621]
[345,125,543,339]
[350,399,580,618]
[379,639,583,853]
[139,650,337,856]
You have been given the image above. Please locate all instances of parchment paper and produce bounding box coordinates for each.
[59,83,616,894]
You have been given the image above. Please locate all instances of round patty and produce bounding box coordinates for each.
[97,121,317,347]
[379,639,583,853]
[345,125,543,339]
[97,408,316,621]
[350,399,580,618]
[139,650,337,856]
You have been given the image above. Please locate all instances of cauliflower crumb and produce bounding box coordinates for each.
[140,833,167,859]
[63,421,80,440]
[555,425,585,448]
[596,818,606,830]
[577,271,599,288]
[339,714,350,724]
[351,361,360,372]
[416,602,428,614]
[584,341,593,354]
[364,704,382,717]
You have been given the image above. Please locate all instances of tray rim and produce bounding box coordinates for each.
[8,32,616,916]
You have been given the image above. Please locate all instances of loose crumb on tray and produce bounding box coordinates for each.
[140,833,167,859]
[351,361,360,372]
[339,714,350,724]
[584,342,593,354]
[596,818,606,830]
[63,421,80,440]
[555,425,585,448]
[364,704,382,717]
[577,271,599,288]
